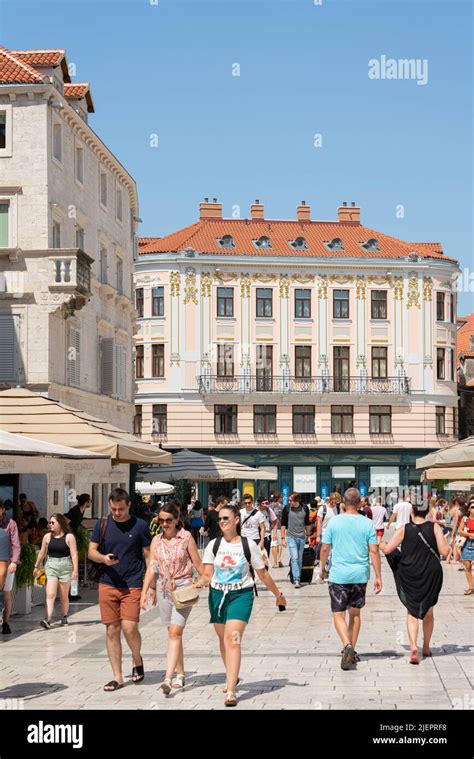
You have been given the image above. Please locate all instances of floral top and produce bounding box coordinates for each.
[154,529,193,590]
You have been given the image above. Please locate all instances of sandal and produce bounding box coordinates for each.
[132,657,145,683]
[463,589,472,595]
[409,653,420,665]
[223,677,241,693]
[224,690,238,707]
[160,678,172,695]
[172,674,185,689]
[422,650,432,658]
[103,680,124,691]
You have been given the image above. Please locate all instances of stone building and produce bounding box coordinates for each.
[457,313,474,439]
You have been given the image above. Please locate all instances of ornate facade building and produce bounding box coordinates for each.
[134,199,459,502]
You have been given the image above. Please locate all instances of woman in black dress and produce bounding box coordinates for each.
[380,504,450,664]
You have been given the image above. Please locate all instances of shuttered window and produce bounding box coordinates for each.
[100,338,114,395]
[114,344,125,398]
[0,314,19,380]
[0,204,8,247]
[68,327,81,387]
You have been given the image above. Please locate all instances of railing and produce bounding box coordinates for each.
[49,249,92,294]
[198,375,411,395]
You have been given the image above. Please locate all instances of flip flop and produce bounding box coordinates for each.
[422,651,432,658]
[409,653,420,665]
[132,657,145,683]
[463,589,472,595]
[103,680,124,691]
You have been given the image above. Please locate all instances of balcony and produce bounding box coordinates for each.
[198,375,411,396]
[49,249,93,295]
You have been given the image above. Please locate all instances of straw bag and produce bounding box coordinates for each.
[160,538,199,610]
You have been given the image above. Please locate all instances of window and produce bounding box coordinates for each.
[450,294,455,324]
[100,337,124,396]
[289,237,307,251]
[116,259,123,295]
[152,404,167,435]
[370,405,392,434]
[135,344,144,379]
[100,171,107,207]
[333,290,349,319]
[295,289,311,318]
[152,344,164,377]
[0,112,5,149]
[75,146,84,183]
[334,347,350,391]
[453,407,458,436]
[133,406,142,435]
[256,288,273,318]
[254,405,276,434]
[436,406,446,435]
[136,288,144,318]
[53,123,62,162]
[436,292,445,321]
[371,291,387,320]
[325,238,344,252]
[114,344,125,398]
[437,348,445,380]
[0,314,20,381]
[449,348,454,381]
[361,238,380,252]
[75,225,85,250]
[295,346,311,378]
[68,327,81,388]
[99,246,108,284]
[217,344,234,377]
[331,405,353,434]
[214,405,237,434]
[0,203,8,247]
[293,405,315,434]
[253,236,272,249]
[217,287,234,317]
[217,235,235,249]
[256,345,273,391]
[116,187,123,221]
[52,221,61,248]
[152,287,164,316]
[371,347,388,378]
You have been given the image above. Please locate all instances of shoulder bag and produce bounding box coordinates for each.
[455,518,467,550]
[160,537,199,610]
[416,524,441,561]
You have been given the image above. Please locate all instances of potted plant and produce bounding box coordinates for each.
[13,543,36,615]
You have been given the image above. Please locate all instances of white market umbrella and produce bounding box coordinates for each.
[139,449,278,483]
[0,429,110,475]
[135,481,175,496]
[421,466,474,481]
[416,437,474,470]
[445,481,474,492]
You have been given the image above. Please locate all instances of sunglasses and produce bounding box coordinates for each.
[158,517,174,524]
[218,516,232,523]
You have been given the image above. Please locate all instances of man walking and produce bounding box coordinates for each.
[281,492,311,588]
[239,494,265,549]
[257,499,278,561]
[387,492,412,531]
[88,488,152,691]
[319,488,382,670]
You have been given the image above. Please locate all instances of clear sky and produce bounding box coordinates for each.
[2,0,473,312]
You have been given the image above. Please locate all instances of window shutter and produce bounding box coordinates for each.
[0,314,19,379]
[114,344,124,398]
[101,338,114,395]
[68,327,81,387]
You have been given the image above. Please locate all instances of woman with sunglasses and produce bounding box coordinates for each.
[458,499,474,594]
[196,504,286,707]
[141,502,202,693]
[33,513,78,629]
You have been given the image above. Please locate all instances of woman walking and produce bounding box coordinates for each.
[380,503,449,664]
[0,500,21,634]
[189,500,204,543]
[33,514,78,629]
[457,499,474,594]
[141,503,202,693]
[196,504,286,706]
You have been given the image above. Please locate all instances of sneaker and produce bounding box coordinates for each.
[341,643,356,670]
[40,619,52,630]
[2,622,11,635]
[293,581,301,588]
[61,616,68,626]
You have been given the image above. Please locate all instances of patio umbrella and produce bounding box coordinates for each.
[139,449,278,483]
[0,429,111,475]
[0,388,171,466]
[416,437,474,470]
[135,481,175,496]
[421,466,474,481]
[444,481,474,492]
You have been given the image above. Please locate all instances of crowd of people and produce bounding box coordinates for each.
[0,485,473,707]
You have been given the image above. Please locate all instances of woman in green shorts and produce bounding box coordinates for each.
[196,504,286,707]
[33,513,78,629]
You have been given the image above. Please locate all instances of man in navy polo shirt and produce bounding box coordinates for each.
[89,488,153,691]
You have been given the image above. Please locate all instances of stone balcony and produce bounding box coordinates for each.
[41,248,94,314]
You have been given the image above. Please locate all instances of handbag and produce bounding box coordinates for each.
[160,538,199,610]
[454,517,468,550]
[88,516,109,582]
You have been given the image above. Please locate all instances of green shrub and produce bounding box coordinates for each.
[15,543,36,588]
[76,526,89,557]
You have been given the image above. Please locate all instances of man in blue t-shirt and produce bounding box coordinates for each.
[89,488,152,691]
[320,487,382,671]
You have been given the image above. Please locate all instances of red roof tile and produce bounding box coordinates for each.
[64,82,94,112]
[12,49,71,83]
[138,217,456,263]
[0,46,47,84]
[458,314,474,358]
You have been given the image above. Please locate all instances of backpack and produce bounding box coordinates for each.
[212,535,258,596]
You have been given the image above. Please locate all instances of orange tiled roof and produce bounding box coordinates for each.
[0,46,47,84]
[12,49,71,83]
[138,237,159,247]
[458,314,474,358]
[64,82,94,112]
[138,218,456,263]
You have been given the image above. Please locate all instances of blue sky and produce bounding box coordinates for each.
[2,0,473,312]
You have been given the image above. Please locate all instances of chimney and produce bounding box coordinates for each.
[297,201,311,223]
[338,201,360,223]
[250,200,264,220]
[199,197,222,220]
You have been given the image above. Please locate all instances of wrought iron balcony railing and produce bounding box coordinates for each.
[197,375,411,395]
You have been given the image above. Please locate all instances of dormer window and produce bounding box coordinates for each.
[289,237,308,251]
[253,236,272,250]
[360,238,380,252]
[324,238,344,252]
[217,235,235,249]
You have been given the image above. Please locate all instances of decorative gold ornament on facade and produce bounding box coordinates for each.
[252,273,277,284]
[406,277,420,309]
[422,276,433,301]
[393,277,404,300]
[291,274,315,284]
[184,272,198,305]
[279,274,290,298]
[330,275,354,285]
[200,272,212,298]
[240,273,251,298]
[214,272,237,283]
[423,355,433,367]
[317,275,328,300]
[170,271,181,297]
[356,275,366,300]
[368,275,392,286]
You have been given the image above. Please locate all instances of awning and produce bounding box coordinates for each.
[135,481,175,496]
[0,429,111,475]
[416,437,474,469]
[421,466,474,481]
[445,481,474,492]
[0,388,172,466]
[139,449,278,482]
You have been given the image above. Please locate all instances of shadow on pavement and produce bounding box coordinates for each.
[0,682,67,701]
